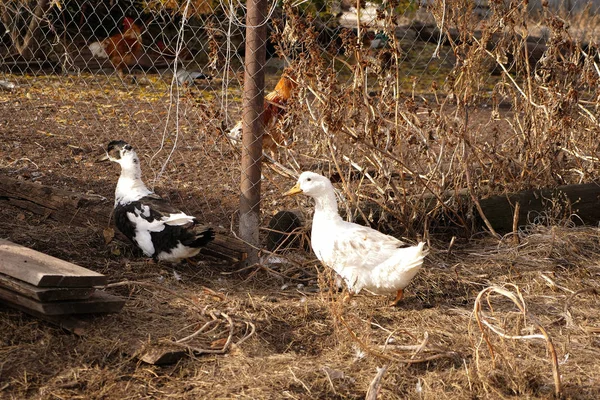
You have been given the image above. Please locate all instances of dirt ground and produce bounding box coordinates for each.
[1,74,600,399]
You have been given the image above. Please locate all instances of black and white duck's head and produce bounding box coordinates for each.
[98,140,139,168]
[284,171,334,199]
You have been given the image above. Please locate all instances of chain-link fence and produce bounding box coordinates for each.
[2,0,600,260]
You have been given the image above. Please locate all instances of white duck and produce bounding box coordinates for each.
[285,171,427,305]
[99,140,214,262]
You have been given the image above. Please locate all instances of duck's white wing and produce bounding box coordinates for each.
[332,221,407,262]
[137,194,196,226]
[317,220,427,294]
[318,221,407,285]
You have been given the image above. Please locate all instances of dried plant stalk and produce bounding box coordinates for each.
[473,285,562,398]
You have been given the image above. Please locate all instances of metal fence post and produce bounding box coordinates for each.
[239,0,267,265]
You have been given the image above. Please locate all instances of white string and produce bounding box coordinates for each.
[221,6,236,129]
[218,0,280,131]
[432,0,446,59]
[151,0,193,188]
[220,0,279,29]
[151,0,282,185]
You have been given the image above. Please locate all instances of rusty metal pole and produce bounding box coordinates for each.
[239,0,267,265]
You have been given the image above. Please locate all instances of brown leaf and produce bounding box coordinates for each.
[202,287,227,301]
[103,228,115,244]
[210,338,228,349]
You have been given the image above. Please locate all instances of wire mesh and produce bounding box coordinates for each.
[2,0,600,257]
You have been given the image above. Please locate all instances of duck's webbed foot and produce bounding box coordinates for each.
[184,258,197,267]
[389,288,404,307]
[342,291,353,305]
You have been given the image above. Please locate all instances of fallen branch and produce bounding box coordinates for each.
[164,314,256,356]
[365,365,388,400]
[473,284,562,398]
[339,315,459,365]
[176,319,220,343]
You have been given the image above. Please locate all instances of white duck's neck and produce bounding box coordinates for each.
[115,153,152,205]
[313,188,342,221]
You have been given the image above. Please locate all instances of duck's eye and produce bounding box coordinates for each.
[306,178,311,182]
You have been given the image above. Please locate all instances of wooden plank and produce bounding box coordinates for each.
[0,273,95,302]
[0,302,89,336]
[0,287,125,315]
[479,182,600,232]
[200,234,249,264]
[0,175,108,227]
[0,239,107,287]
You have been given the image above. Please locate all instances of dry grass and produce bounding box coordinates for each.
[2,1,600,398]
[267,0,600,240]
[1,216,600,399]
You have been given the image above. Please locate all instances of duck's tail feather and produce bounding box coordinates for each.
[188,225,215,248]
[400,242,428,271]
[369,242,427,291]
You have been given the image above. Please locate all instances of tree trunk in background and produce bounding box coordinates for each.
[1,0,50,57]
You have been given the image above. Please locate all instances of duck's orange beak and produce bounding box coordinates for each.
[283,183,302,196]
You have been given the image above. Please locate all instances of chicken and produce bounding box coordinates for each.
[229,69,298,157]
[89,17,143,77]
[175,68,211,86]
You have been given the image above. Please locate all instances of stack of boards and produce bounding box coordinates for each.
[0,239,124,328]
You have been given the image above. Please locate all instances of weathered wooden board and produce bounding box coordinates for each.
[479,182,600,232]
[0,287,125,315]
[200,235,249,264]
[0,239,107,288]
[0,302,90,336]
[0,175,108,227]
[0,273,95,302]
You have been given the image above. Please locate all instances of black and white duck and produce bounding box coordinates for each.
[99,140,214,262]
